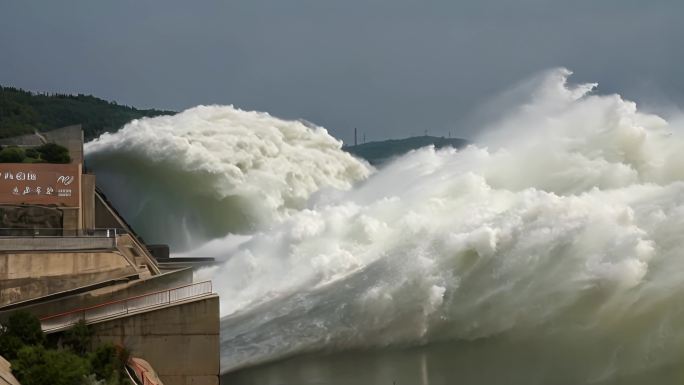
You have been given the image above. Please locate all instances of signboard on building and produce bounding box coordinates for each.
[0,163,80,207]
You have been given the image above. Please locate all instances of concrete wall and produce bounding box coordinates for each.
[61,207,79,232]
[82,174,96,229]
[0,268,193,319]
[0,356,21,385]
[116,234,160,276]
[90,295,219,385]
[0,251,137,306]
[94,193,122,229]
[93,193,161,273]
[0,132,43,146]
[42,125,84,165]
[0,205,62,229]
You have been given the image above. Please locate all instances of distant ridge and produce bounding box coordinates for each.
[344,135,468,165]
[0,85,175,140]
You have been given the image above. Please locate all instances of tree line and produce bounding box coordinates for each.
[0,85,175,140]
[1,311,131,385]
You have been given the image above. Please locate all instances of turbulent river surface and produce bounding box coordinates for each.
[86,68,684,384]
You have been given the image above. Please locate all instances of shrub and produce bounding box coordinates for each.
[82,374,106,385]
[11,345,91,385]
[24,148,40,159]
[0,334,24,360]
[0,147,25,163]
[89,343,130,384]
[22,157,45,163]
[0,311,45,359]
[90,344,123,380]
[1,312,132,385]
[35,142,70,163]
[62,320,93,355]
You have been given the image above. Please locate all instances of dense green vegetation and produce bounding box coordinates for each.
[344,135,469,165]
[0,85,174,140]
[0,312,131,385]
[0,311,45,360]
[0,143,71,163]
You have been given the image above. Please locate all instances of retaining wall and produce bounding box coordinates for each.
[91,295,220,385]
[0,251,137,306]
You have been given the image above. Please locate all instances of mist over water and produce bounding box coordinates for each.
[87,68,684,383]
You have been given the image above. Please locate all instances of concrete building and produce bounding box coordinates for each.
[0,127,219,385]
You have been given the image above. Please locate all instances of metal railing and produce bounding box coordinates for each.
[0,227,126,237]
[0,236,118,251]
[39,281,213,332]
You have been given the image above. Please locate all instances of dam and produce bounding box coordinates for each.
[0,125,219,385]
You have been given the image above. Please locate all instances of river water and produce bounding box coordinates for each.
[222,338,684,385]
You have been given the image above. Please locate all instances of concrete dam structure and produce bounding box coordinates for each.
[0,126,219,385]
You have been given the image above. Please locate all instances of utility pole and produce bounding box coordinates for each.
[354,128,358,146]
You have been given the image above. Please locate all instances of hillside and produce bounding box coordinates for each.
[0,85,468,164]
[0,85,175,140]
[344,136,468,165]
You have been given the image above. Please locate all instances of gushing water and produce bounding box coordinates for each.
[85,105,370,249]
[87,68,684,382]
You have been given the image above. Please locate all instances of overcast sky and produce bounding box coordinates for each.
[1,0,682,143]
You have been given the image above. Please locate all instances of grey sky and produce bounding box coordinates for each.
[1,0,682,143]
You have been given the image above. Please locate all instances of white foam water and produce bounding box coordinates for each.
[87,68,684,382]
[85,105,370,249]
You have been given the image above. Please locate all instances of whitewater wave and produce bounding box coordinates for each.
[199,68,684,376]
[85,105,370,249]
[85,67,684,380]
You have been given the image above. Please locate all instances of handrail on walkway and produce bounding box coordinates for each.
[39,281,213,332]
[0,227,127,237]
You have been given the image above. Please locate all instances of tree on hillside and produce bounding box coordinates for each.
[0,85,175,140]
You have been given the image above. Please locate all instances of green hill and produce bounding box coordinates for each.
[0,85,175,140]
[344,136,468,165]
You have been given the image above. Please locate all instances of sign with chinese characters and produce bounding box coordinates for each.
[0,163,80,207]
